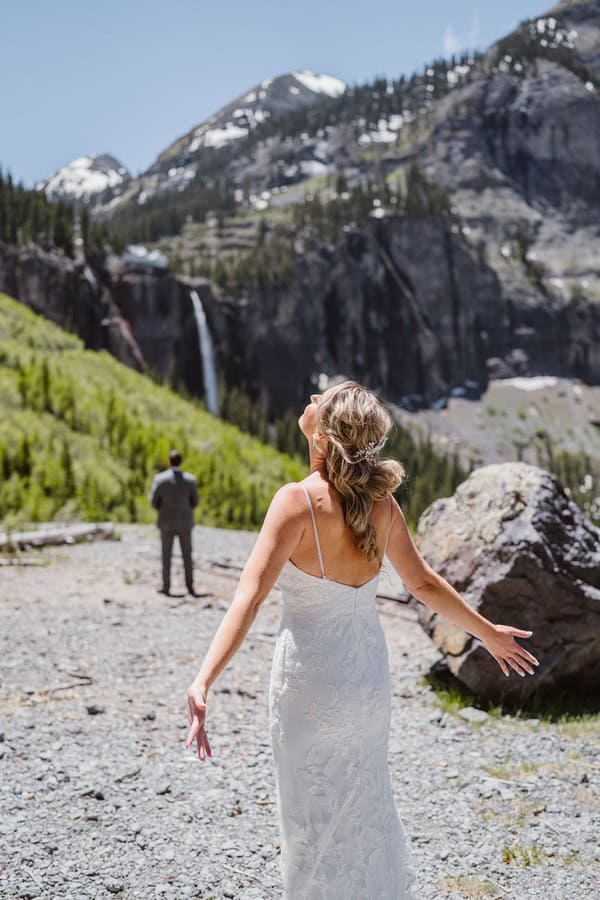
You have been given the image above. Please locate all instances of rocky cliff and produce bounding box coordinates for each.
[0,242,144,371]
[3,196,600,419]
[0,241,238,407]
[232,215,600,415]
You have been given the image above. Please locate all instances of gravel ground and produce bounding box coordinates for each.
[0,525,598,899]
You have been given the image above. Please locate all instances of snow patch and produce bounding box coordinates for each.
[203,123,249,148]
[292,71,346,97]
[37,154,127,200]
[529,17,577,50]
[123,244,168,269]
[299,160,329,177]
[358,115,404,145]
[447,70,460,86]
[166,164,197,188]
[500,376,558,391]
[189,121,249,152]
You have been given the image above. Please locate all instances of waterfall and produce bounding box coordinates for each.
[190,289,219,415]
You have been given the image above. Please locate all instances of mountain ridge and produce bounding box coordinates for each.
[9,0,600,426]
[34,2,600,225]
[35,71,346,210]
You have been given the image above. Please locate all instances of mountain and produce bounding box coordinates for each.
[155,71,346,162]
[11,1,600,420]
[126,71,346,212]
[418,0,600,305]
[35,72,345,215]
[35,153,131,206]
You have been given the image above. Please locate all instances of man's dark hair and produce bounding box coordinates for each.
[169,449,183,467]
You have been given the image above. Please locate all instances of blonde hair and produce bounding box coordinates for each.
[315,380,405,563]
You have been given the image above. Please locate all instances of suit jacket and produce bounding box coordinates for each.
[150,467,199,531]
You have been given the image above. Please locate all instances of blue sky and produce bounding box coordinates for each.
[5,0,549,186]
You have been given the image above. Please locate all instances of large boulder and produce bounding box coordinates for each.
[413,462,600,705]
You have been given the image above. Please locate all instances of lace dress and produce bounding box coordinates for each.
[269,483,418,899]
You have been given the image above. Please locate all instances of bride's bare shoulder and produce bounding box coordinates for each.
[269,482,309,515]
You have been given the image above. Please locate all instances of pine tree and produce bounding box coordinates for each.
[60,439,76,501]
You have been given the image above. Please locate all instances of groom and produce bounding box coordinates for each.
[150,449,200,597]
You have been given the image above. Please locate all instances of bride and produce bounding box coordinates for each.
[185,380,537,898]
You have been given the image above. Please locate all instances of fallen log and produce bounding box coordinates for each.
[0,523,116,551]
[0,557,49,566]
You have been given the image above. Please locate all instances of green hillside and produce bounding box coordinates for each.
[0,292,306,528]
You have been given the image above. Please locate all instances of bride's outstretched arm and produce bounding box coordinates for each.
[185,482,305,759]
[386,497,538,678]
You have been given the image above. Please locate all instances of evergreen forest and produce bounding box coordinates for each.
[0,292,304,529]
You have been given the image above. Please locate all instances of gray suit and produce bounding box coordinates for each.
[150,467,199,593]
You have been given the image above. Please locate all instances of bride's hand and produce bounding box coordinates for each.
[185,682,212,761]
[481,625,538,677]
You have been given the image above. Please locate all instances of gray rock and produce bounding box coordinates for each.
[80,788,105,801]
[415,463,600,703]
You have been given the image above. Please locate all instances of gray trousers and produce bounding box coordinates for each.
[160,528,194,591]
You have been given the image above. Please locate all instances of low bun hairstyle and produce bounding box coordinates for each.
[315,380,405,563]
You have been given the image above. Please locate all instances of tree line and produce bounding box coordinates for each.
[0,170,75,256]
[292,166,457,242]
[0,169,126,260]
[109,176,237,245]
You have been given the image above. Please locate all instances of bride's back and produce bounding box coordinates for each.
[289,476,393,588]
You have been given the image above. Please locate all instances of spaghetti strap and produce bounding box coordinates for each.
[298,482,326,578]
[383,495,393,558]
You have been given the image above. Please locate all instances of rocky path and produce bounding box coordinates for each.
[0,526,598,899]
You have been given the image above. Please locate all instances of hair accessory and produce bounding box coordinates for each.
[327,433,388,464]
[351,435,388,463]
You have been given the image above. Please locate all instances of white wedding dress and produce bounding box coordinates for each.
[269,483,418,899]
